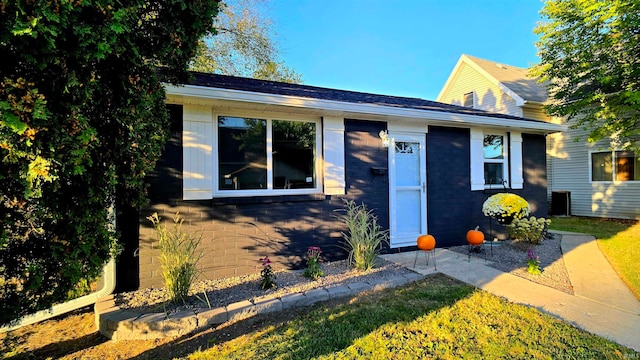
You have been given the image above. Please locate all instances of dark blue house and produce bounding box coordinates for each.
[121,72,562,289]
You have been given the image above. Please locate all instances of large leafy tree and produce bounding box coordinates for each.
[190,0,302,83]
[532,0,640,151]
[0,0,219,325]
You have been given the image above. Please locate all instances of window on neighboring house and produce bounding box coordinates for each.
[463,92,474,108]
[483,133,508,187]
[217,115,320,194]
[591,151,640,182]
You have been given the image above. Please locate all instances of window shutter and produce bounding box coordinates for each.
[470,128,485,191]
[510,131,524,189]
[322,117,345,195]
[183,105,214,200]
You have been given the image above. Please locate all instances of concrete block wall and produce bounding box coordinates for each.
[128,114,392,289]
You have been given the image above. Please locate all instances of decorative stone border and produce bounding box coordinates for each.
[95,272,424,340]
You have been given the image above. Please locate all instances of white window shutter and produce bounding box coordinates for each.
[183,105,214,200]
[510,131,524,189]
[322,117,345,195]
[470,128,485,191]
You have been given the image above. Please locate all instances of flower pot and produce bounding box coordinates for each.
[496,215,514,225]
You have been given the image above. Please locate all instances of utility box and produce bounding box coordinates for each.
[551,191,571,216]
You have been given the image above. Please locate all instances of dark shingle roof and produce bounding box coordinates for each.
[185,71,547,124]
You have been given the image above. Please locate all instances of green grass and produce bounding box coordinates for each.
[550,216,640,299]
[188,274,638,359]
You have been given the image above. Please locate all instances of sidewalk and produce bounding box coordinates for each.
[382,231,640,352]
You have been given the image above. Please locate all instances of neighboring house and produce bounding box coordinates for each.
[437,54,640,220]
[119,72,561,289]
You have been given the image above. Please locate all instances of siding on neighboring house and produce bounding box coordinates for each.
[548,127,640,219]
[439,63,522,116]
[522,105,550,122]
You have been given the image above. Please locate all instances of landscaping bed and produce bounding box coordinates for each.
[448,233,574,294]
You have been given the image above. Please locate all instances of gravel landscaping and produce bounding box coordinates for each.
[115,258,415,314]
[115,232,573,315]
[448,233,574,294]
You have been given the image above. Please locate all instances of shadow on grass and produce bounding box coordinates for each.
[130,274,475,360]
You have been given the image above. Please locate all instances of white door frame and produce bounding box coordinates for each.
[388,131,428,248]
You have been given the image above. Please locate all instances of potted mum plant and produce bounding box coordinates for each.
[482,193,530,225]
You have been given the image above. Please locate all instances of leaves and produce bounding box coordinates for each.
[532,0,640,151]
[0,0,219,325]
[190,0,302,83]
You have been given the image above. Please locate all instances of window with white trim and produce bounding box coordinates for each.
[591,151,640,182]
[215,115,322,195]
[463,92,474,108]
[470,128,521,191]
[483,133,508,187]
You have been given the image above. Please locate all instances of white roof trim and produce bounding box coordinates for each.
[165,84,564,133]
[437,54,527,107]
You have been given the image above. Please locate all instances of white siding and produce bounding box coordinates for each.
[548,127,640,219]
[439,63,522,117]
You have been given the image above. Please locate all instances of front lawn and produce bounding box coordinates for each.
[189,274,637,359]
[550,216,640,299]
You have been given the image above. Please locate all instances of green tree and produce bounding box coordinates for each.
[532,0,640,151]
[0,0,219,325]
[190,0,302,83]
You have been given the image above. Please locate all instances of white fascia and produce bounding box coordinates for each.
[165,84,566,134]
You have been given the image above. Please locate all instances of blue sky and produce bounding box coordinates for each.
[266,0,544,100]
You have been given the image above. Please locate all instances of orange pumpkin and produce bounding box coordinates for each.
[466,226,484,245]
[417,234,436,251]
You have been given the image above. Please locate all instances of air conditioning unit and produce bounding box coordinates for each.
[551,191,571,216]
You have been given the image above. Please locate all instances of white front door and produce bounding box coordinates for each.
[389,133,427,248]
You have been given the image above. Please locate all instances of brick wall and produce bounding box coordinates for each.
[425,126,548,246]
[119,107,548,289]
[126,112,391,289]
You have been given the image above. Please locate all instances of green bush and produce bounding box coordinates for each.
[506,216,551,245]
[148,213,202,304]
[336,200,389,271]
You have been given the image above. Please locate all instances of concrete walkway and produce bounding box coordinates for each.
[382,231,640,352]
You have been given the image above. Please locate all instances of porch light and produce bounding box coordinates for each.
[379,130,390,147]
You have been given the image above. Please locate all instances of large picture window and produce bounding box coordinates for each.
[216,115,320,194]
[483,133,508,187]
[591,151,640,182]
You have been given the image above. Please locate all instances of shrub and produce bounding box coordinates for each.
[336,200,389,271]
[302,246,325,280]
[506,216,551,245]
[148,213,202,304]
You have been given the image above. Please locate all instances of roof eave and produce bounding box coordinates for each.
[165,83,565,134]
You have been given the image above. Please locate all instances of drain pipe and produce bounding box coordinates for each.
[1,206,118,332]
[1,258,117,331]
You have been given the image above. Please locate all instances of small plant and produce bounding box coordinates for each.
[260,256,276,290]
[148,212,202,304]
[336,199,389,271]
[303,246,325,280]
[526,247,542,275]
[506,216,551,244]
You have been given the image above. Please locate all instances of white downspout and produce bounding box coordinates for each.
[1,206,118,332]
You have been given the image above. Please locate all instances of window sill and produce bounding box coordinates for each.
[210,193,329,206]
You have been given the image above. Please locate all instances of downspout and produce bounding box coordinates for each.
[1,206,118,332]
